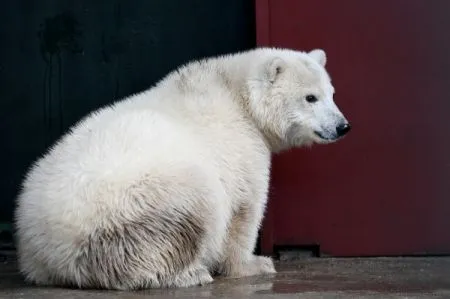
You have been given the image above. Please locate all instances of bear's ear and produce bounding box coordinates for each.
[308,49,327,66]
[265,57,286,83]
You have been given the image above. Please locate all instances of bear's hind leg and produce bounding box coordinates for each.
[77,165,224,290]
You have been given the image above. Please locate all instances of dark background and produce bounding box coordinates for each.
[0,0,256,225]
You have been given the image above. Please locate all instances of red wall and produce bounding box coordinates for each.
[257,0,450,256]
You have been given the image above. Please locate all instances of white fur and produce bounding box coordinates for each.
[15,47,349,289]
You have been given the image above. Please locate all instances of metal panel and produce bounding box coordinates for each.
[257,0,450,256]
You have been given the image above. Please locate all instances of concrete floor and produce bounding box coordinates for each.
[1,257,450,299]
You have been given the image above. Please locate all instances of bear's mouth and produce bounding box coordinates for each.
[314,131,336,141]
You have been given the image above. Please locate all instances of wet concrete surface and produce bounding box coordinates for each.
[1,257,450,298]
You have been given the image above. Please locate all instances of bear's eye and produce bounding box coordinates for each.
[305,95,318,103]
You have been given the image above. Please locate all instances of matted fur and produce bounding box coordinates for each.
[15,48,349,290]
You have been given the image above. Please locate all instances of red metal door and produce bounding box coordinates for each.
[257,0,450,256]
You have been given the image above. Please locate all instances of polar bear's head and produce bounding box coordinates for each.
[246,48,350,151]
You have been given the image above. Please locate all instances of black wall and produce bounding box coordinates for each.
[0,0,256,223]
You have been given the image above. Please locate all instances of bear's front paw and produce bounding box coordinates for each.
[254,256,276,274]
[223,255,276,278]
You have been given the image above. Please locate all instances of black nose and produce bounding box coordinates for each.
[336,123,351,137]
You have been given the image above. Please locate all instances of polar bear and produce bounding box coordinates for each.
[15,47,350,290]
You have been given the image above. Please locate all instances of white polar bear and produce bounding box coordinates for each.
[15,47,350,290]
